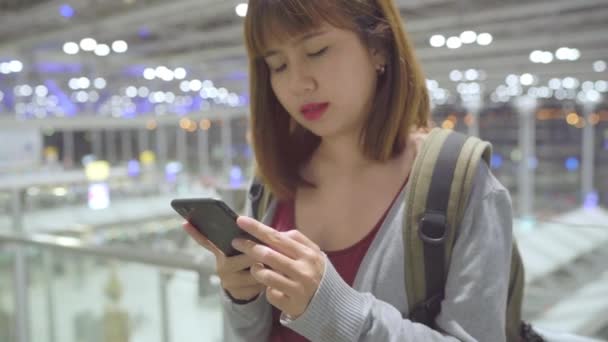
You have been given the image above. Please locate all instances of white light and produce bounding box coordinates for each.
[477,33,493,46]
[125,86,138,98]
[63,41,79,55]
[460,31,477,44]
[562,77,579,89]
[586,89,601,102]
[94,44,110,56]
[111,40,128,53]
[190,79,202,91]
[35,85,48,97]
[446,36,462,49]
[530,50,543,63]
[556,47,570,61]
[69,78,80,90]
[430,34,446,48]
[235,3,248,17]
[22,85,33,97]
[520,73,534,86]
[549,78,562,90]
[207,87,218,98]
[80,38,97,51]
[89,91,99,102]
[228,93,240,107]
[94,77,106,89]
[78,77,90,89]
[541,51,554,64]
[555,89,567,100]
[143,68,156,80]
[202,80,214,89]
[506,74,519,86]
[465,69,479,81]
[538,87,551,98]
[138,86,150,97]
[9,60,23,73]
[596,80,607,92]
[153,91,165,103]
[174,67,187,80]
[426,79,438,90]
[0,63,10,74]
[180,80,191,92]
[582,81,595,92]
[449,70,463,82]
[76,91,89,103]
[569,48,581,61]
[165,92,176,103]
[593,60,607,72]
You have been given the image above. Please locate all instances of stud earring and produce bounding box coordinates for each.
[376,64,386,75]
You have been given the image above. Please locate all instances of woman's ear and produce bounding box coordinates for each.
[370,47,387,68]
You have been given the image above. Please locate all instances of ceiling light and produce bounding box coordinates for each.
[63,41,79,55]
[446,36,462,49]
[112,40,128,53]
[94,44,110,56]
[80,38,97,51]
[460,31,477,44]
[235,3,248,17]
[593,60,606,72]
[430,34,446,48]
[477,33,493,46]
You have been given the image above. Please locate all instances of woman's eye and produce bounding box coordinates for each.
[273,64,287,73]
[308,47,328,57]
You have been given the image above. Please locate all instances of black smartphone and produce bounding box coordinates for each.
[171,198,259,256]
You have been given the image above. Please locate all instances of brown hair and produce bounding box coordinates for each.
[244,0,430,199]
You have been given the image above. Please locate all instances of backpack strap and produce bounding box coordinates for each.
[248,177,273,221]
[404,128,492,326]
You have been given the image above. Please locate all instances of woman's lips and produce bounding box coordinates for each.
[300,102,329,121]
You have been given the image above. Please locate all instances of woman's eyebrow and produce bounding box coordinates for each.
[263,30,328,58]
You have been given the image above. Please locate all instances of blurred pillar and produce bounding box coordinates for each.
[11,188,30,342]
[106,130,117,164]
[177,126,187,172]
[221,118,233,178]
[516,96,536,219]
[581,103,596,204]
[121,130,132,162]
[463,95,482,137]
[156,125,168,167]
[137,129,149,154]
[92,130,103,159]
[198,126,210,177]
[62,130,75,169]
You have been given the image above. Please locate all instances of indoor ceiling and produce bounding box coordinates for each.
[0,0,607,124]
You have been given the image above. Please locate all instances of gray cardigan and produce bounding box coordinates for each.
[220,161,513,342]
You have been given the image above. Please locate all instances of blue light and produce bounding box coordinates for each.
[528,156,538,170]
[565,157,579,172]
[59,4,75,18]
[491,153,503,169]
[229,166,244,186]
[127,160,141,177]
[138,27,152,39]
[584,191,599,210]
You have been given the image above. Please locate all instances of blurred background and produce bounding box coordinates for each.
[0,0,607,341]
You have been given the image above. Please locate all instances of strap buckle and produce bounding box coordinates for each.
[248,182,263,202]
[410,292,444,325]
[419,211,448,245]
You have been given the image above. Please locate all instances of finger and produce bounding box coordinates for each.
[233,240,298,278]
[183,223,224,257]
[266,287,289,309]
[228,285,265,301]
[284,230,320,251]
[221,254,258,273]
[251,263,299,297]
[236,216,306,258]
[221,271,261,288]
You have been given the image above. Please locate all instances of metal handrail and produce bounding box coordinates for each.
[0,232,215,274]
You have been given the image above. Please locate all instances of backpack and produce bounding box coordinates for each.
[248,128,541,342]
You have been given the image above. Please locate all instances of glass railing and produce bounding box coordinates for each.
[2,210,608,342]
[0,232,222,342]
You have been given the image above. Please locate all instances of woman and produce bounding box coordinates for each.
[184,0,513,341]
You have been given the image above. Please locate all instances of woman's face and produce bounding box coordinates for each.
[263,22,384,139]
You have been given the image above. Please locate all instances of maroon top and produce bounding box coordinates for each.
[268,176,409,342]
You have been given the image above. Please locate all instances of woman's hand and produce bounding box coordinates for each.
[183,222,265,302]
[231,216,326,319]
